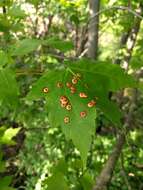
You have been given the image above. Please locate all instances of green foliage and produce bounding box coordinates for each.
[0,0,13,7]
[26,57,136,166]
[44,160,69,190]
[8,5,27,19]
[44,38,74,52]
[26,0,40,6]
[0,151,5,173]
[0,176,15,190]
[27,70,96,165]
[0,68,19,108]
[10,39,41,56]
[68,60,135,124]
[79,172,94,190]
[0,51,9,68]
[69,59,136,91]
[0,0,143,189]
[0,127,20,145]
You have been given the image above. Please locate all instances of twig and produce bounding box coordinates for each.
[90,6,143,21]
[24,127,49,131]
[16,69,43,76]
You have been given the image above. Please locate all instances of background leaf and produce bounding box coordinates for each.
[43,38,74,52]
[10,39,41,56]
[0,68,19,108]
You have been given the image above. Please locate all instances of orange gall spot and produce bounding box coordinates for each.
[66,82,72,88]
[64,116,70,124]
[88,100,96,108]
[79,92,88,98]
[70,86,76,94]
[80,111,87,118]
[61,99,69,104]
[61,102,67,108]
[72,78,78,84]
[57,82,63,88]
[66,104,72,111]
[43,87,49,93]
[60,96,67,102]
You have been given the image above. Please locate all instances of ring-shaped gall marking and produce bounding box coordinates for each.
[70,86,76,94]
[80,111,87,118]
[66,82,72,88]
[66,104,72,111]
[79,92,88,98]
[43,87,49,93]
[60,96,68,102]
[64,116,70,124]
[61,102,68,108]
[72,78,78,85]
[88,100,96,108]
[57,82,63,88]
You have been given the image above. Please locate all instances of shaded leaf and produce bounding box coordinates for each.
[45,160,69,190]
[0,68,19,108]
[43,38,74,52]
[0,176,15,190]
[10,39,41,56]
[8,6,27,18]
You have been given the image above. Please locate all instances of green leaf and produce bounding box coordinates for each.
[0,161,5,172]
[70,14,80,25]
[26,0,40,6]
[45,160,69,190]
[0,127,20,145]
[8,6,27,18]
[0,176,15,190]
[97,98,122,126]
[138,81,143,91]
[46,172,69,190]
[0,19,11,32]
[0,68,19,108]
[0,51,9,68]
[27,70,96,165]
[0,0,12,7]
[80,172,94,190]
[10,39,41,56]
[66,59,136,126]
[0,151,5,172]
[43,38,74,52]
[0,51,13,68]
[69,59,136,91]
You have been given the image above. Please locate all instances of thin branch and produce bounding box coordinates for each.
[16,69,43,76]
[90,5,143,22]
[23,127,49,131]
[93,88,138,190]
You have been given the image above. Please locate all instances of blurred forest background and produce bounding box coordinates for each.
[0,0,143,190]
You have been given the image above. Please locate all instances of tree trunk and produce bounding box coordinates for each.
[93,3,143,190]
[88,0,100,59]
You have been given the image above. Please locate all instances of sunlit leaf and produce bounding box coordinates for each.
[1,127,20,145]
